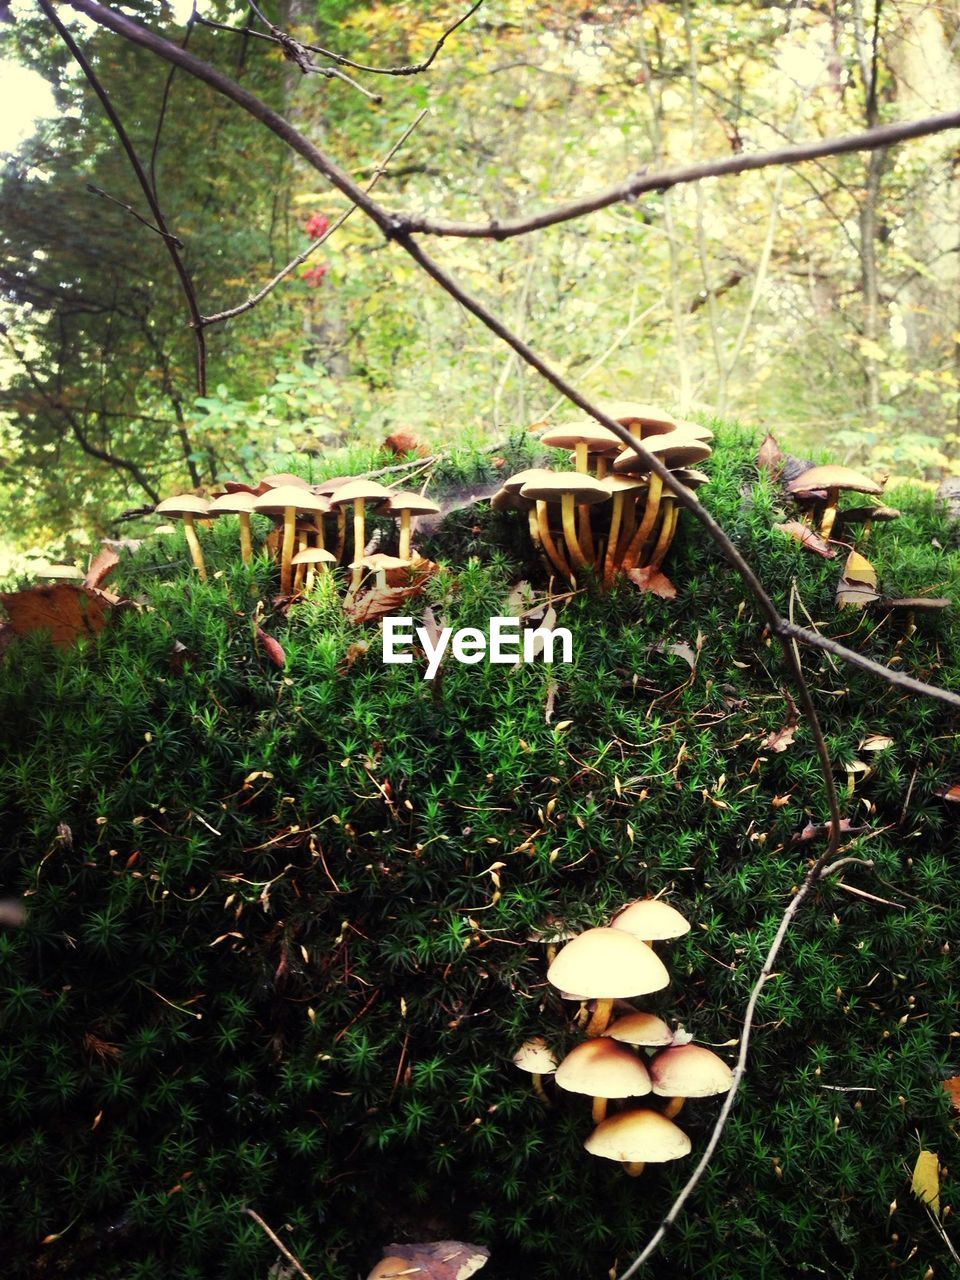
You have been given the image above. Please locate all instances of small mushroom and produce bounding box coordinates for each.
[612,429,712,571]
[379,490,441,561]
[519,473,609,574]
[599,475,648,588]
[547,927,669,1037]
[512,1036,559,1105]
[257,472,311,495]
[607,1012,675,1049]
[291,546,337,593]
[554,1036,652,1123]
[541,422,623,553]
[786,464,884,542]
[252,485,329,595]
[350,552,411,592]
[584,1107,691,1177]
[649,1043,733,1119]
[500,468,572,579]
[329,479,392,593]
[611,899,691,947]
[154,495,211,580]
[600,401,678,439]
[209,490,258,565]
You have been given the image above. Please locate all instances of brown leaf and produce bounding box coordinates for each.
[84,543,120,589]
[942,1077,960,1111]
[383,429,430,458]
[757,433,784,477]
[795,817,867,843]
[773,521,836,559]
[256,628,286,668]
[836,580,880,609]
[934,784,960,804]
[626,567,677,599]
[843,550,878,588]
[0,584,118,648]
[384,1240,490,1280]
[343,640,370,668]
[343,583,425,624]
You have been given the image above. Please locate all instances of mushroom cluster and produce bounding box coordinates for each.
[149,472,440,598]
[493,403,713,589]
[787,463,892,545]
[514,898,733,1177]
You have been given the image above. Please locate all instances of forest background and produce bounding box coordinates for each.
[1,0,959,575]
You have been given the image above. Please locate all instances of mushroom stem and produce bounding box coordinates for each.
[591,1096,608,1124]
[623,1161,646,1178]
[398,509,413,561]
[572,442,595,562]
[585,997,614,1038]
[662,1096,685,1120]
[595,456,608,480]
[646,498,678,570]
[603,494,625,588]
[527,507,543,551]
[280,505,297,595]
[238,513,253,566]
[622,472,664,571]
[350,499,367,593]
[531,1074,551,1106]
[182,514,208,581]
[536,501,573,582]
[335,507,347,562]
[819,486,841,541]
[293,531,309,593]
[561,493,590,572]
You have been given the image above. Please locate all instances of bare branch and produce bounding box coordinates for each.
[148,13,194,198]
[242,1208,315,1280]
[39,0,208,395]
[85,184,184,246]
[201,109,427,328]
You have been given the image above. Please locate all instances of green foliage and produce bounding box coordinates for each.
[0,429,958,1277]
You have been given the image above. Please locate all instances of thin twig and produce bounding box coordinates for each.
[242,1208,316,1280]
[39,0,208,395]
[85,184,184,246]
[148,12,194,197]
[201,109,427,327]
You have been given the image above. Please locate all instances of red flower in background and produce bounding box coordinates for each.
[302,263,329,288]
[305,212,330,239]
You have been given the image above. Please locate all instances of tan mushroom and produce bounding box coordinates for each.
[547,926,669,1037]
[154,495,211,580]
[611,899,691,947]
[607,1012,675,1049]
[349,552,411,592]
[600,401,678,438]
[555,1036,652,1123]
[519,473,609,575]
[649,1043,734,1119]
[501,469,572,580]
[379,490,441,561]
[787,464,884,542]
[328,479,392,593]
[613,431,712,572]
[599,475,648,588]
[257,472,310,494]
[512,1036,559,1105]
[209,490,258,565]
[541,422,623,552]
[291,546,337,593]
[584,1107,691,1176]
[252,486,329,596]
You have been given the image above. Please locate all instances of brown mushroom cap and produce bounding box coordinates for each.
[540,423,625,454]
[491,487,531,513]
[611,899,691,941]
[502,467,565,495]
[671,467,711,489]
[555,1037,652,1099]
[675,419,716,442]
[209,491,258,515]
[380,490,441,517]
[547,927,670,999]
[584,1108,692,1163]
[612,432,713,473]
[291,547,337,565]
[258,472,311,492]
[600,401,678,432]
[155,495,211,517]
[650,1044,734,1098]
[519,473,610,506]
[328,479,392,507]
[350,553,411,572]
[599,475,649,496]
[252,486,330,516]
[607,1012,675,1048]
[787,465,883,496]
[312,475,355,497]
[512,1037,559,1075]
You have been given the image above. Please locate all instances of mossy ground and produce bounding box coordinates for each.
[1,426,958,1280]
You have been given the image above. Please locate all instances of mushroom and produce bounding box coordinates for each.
[366,1259,414,1280]
[584,1107,691,1177]
[541,422,623,553]
[649,1043,733,1119]
[525,917,576,965]
[257,472,310,495]
[350,552,411,592]
[599,475,648,588]
[512,1036,559,1105]
[600,401,678,439]
[252,485,330,596]
[786,464,884,542]
[836,504,900,542]
[606,1012,675,1049]
[154,495,211,580]
[379,490,441,561]
[519,473,609,575]
[328,479,392,593]
[209,490,258,565]
[500,468,572,580]
[612,429,713,570]
[611,899,691,948]
[554,1036,652,1123]
[547,926,669,1037]
[291,546,337,593]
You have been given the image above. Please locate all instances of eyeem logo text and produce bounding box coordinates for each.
[383,616,573,681]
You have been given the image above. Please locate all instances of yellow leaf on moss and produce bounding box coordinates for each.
[911,1150,940,1216]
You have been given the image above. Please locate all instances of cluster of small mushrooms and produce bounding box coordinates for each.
[514,900,733,1177]
[492,402,713,589]
[152,472,439,597]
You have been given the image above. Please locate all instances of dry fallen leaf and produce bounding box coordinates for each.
[627,567,677,599]
[84,543,120,589]
[343,583,426,624]
[0,583,119,648]
[382,1240,490,1280]
[383,429,430,458]
[763,696,799,753]
[757,432,784,477]
[911,1150,940,1217]
[256,628,286,669]
[843,550,878,587]
[773,521,836,559]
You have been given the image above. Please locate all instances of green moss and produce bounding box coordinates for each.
[1,425,958,1279]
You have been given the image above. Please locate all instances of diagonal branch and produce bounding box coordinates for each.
[86,184,184,246]
[39,0,208,395]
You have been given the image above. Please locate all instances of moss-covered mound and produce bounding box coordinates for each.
[1,428,958,1280]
